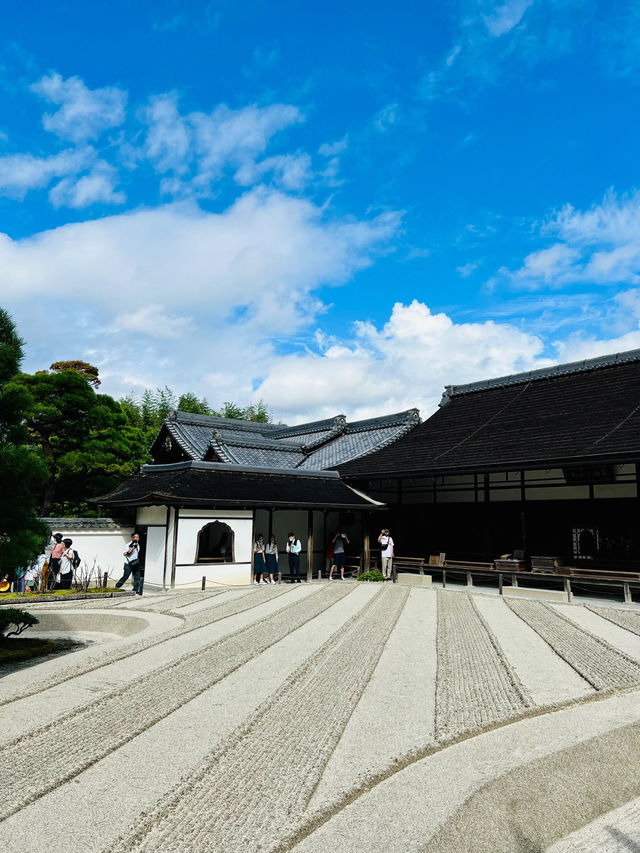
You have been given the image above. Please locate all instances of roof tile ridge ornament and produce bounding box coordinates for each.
[300,422,348,455]
[207,433,237,464]
[345,408,422,433]
[442,347,640,400]
[268,414,347,439]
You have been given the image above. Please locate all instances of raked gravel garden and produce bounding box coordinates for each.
[2,582,640,853]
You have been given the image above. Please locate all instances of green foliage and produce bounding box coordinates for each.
[0,607,39,640]
[0,309,49,575]
[11,370,148,516]
[357,570,385,582]
[48,361,101,387]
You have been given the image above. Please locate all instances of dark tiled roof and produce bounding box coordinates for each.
[338,354,640,477]
[96,463,383,509]
[40,517,129,530]
[297,412,420,470]
[150,408,421,471]
[207,434,305,468]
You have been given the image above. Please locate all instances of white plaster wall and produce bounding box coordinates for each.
[137,506,167,525]
[144,527,167,587]
[173,510,253,588]
[57,529,134,580]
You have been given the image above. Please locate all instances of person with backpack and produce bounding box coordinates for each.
[48,533,65,590]
[115,533,142,595]
[58,538,76,590]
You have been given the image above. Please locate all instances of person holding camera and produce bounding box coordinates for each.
[115,533,142,595]
[378,528,394,581]
[329,531,350,580]
[286,532,302,583]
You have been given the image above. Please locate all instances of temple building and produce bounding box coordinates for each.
[338,349,640,570]
[98,348,640,587]
[97,410,420,587]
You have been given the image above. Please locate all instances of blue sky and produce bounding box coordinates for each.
[2,0,640,422]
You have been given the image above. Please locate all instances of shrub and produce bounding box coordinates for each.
[0,608,39,640]
[357,570,385,582]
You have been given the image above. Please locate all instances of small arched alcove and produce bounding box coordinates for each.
[196,521,235,563]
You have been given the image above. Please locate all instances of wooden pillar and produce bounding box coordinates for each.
[320,509,327,580]
[362,512,370,578]
[307,509,314,583]
[170,506,180,589]
[564,577,573,603]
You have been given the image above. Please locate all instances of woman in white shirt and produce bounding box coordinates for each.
[59,538,75,590]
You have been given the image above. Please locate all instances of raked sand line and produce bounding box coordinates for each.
[0,583,352,821]
[547,795,640,852]
[0,585,379,853]
[0,586,283,707]
[549,602,640,662]
[506,599,640,690]
[106,586,409,853]
[585,602,640,637]
[423,718,640,853]
[290,689,640,853]
[474,596,592,705]
[309,587,438,812]
[435,591,532,741]
[0,586,318,742]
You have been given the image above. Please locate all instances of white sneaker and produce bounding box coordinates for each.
[259,580,267,585]
[328,577,334,581]
[270,579,277,584]
[253,580,259,585]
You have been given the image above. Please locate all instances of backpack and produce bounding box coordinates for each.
[72,550,81,570]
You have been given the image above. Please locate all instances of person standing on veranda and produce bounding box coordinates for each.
[378,528,395,581]
[329,530,349,580]
[264,534,278,584]
[286,532,302,583]
[253,534,267,585]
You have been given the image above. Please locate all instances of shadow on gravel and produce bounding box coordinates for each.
[0,638,85,677]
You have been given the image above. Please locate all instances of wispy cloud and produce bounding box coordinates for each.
[0,147,95,199]
[140,93,305,195]
[499,190,640,289]
[48,161,126,208]
[31,72,127,141]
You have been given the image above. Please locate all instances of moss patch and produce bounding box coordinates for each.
[0,587,125,601]
[0,637,82,670]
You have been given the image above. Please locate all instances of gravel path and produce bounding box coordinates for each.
[0,587,316,742]
[435,591,532,741]
[474,596,592,705]
[0,586,377,853]
[585,604,640,637]
[550,603,640,662]
[506,599,640,690]
[106,586,409,853]
[290,690,640,853]
[0,584,351,821]
[309,587,438,812]
[547,796,640,852]
[0,586,285,707]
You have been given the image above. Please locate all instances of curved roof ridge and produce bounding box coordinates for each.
[268,415,346,438]
[345,408,420,432]
[441,348,640,404]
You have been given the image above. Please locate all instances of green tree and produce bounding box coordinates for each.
[13,371,148,516]
[0,309,48,575]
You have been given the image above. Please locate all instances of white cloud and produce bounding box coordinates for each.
[235,152,312,190]
[255,300,549,421]
[1,188,401,333]
[48,161,126,208]
[115,305,193,339]
[318,137,348,157]
[502,190,640,288]
[141,94,304,194]
[31,72,127,141]
[483,0,535,37]
[0,147,94,199]
[373,103,399,133]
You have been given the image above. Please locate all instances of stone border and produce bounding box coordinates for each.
[0,591,133,606]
